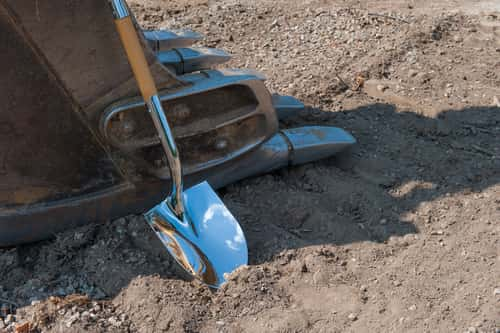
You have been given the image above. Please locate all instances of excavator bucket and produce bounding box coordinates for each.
[0,0,355,247]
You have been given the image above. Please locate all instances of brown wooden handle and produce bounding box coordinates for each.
[114,17,157,101]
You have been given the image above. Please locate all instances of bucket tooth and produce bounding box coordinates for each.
[143,29,204,51]
[204,126,356,189]
[157,48,232,75]
[272,94,305,120]
[281,126,356,166]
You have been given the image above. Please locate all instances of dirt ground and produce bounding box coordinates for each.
[1,0,499,332]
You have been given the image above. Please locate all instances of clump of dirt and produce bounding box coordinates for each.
[1,0,499,332]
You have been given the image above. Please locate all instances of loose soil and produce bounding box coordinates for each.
[1,0,499,332]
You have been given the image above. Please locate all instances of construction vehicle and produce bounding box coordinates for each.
[0,0,355,258]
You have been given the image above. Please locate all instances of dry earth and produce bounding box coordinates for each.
[1,0,499,332]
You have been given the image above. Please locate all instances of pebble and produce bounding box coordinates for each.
[360,285,368,292]
[493,96,500,107]
[216,320,225,326]
[108,316,121,327]
[493,287,500,296]
[65,314,79,328]
[377,84,389,92]
[347,313,358,321]
[408,69,419,78]
[379,218,388,225]
[465,327,478,333]
[4,314,14,324]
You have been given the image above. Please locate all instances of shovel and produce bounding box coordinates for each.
[109,0,248,287]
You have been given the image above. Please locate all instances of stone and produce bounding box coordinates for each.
[108,317,121,327]
[408,69,419,78]
[65,314,79,328]
[493,96,500,107]
[4,314,14,324]
[347,313,358,321]
[377,84,388,92]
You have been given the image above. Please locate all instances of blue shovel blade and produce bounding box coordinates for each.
[144,181,248,287]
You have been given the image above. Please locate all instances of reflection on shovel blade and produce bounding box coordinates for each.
[144,181,248,287]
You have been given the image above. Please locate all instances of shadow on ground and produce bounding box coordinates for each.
[227,103,499,263]
[0,103,498,305]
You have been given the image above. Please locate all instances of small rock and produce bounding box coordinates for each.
[408,304,417,311]
[108,316,121,327]
[408,69,419,78]
[216,320,225,326]
[347,313,358,321]
[377,84,388,92]
[493,287,500,296]
[466,327,478,333]
[360,285,368,292]
[65,314,79,328]
[379,218,388,225]
[393,280,402,287]
[4,314,14,324]
[493,96,500,107]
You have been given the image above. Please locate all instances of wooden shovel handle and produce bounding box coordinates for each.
[114,16,157,101]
